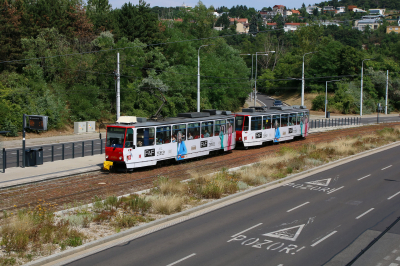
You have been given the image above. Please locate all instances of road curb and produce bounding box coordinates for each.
[25,140,400,266]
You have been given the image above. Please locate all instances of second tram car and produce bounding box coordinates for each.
[235,106,309,148]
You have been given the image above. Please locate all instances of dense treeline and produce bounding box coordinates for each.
[0,0,250,136]
[1,0,400,136]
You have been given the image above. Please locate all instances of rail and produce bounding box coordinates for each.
[1,139,105,173]
[309,117,361,129]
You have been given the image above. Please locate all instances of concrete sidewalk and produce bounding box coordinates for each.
[0,154,104,188]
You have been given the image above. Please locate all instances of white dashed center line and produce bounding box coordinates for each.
[311,231,337,247]
[388,192,400,200]
[356,208,375,219]
[231,223,263,238]
[381,165,392,170]
[166,253,196,266]
[287,202,310,212]
[358,174,371,181]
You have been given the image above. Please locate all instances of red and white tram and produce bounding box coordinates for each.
[104,110,236,170]
[104,106,309,170]
[235,106,309,148]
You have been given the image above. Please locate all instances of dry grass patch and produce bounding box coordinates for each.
[153,176,188,196]
[151,195,186,215]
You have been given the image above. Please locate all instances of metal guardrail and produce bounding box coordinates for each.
[1,139,105,173]
[309,117,361,129]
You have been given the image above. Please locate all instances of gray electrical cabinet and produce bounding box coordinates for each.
[74,122,87,134]
[86,121,96,132]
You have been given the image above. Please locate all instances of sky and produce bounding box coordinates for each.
[108,0,319,11]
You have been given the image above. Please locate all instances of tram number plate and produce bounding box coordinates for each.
[255,132,262,139]
[200,140,208,148]
[144,149,155,157]
[289,128,293,133]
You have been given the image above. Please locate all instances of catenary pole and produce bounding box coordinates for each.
[385,70,389,115]
[116,53,120,120]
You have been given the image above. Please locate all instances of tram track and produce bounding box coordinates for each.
[1,123,399,213]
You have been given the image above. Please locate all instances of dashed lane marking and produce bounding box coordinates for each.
[382,165,392,170]
[358,174,371,181]
[388,192,400,200]
[166,253,196,266]
[356,208,374,219]
[287,202,310,212]
[311,231,337,247]
[231,223,263,238]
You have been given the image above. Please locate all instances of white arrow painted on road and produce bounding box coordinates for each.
[263,224,305,241]
[305,178,331,187]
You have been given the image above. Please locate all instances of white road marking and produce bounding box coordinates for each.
[305,178,331,186]
[356,208,375,219]
[384,255,392,260]
[388,263,398,266]
[396,256,400,261]
[263,224,305,241]
[231,223,263,238]
[393,250,399,254]
[166,253,196,266]
[388,192,400,200]
[327,186,344,194]
[382,165,392,170]
[311,231,337,247]
[358,174,371,181]
[287,202,310,212]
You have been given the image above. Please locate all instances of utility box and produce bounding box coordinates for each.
[74,122,87,134]
[86,121,96,132]
[33,148,43,165]
[25,149,36,167]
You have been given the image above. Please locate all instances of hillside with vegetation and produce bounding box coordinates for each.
[1,0,400,136]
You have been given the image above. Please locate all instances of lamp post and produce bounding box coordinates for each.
[255,51,275,107]
[302,51,317,106]
[197,44,213,112]
[360,58,373,116]
[325,80,340,118]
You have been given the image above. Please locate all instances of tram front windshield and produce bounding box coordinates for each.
[235,116,244,131]
[106,127,125,148]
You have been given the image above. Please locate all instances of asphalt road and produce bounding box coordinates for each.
[66,144,400,266]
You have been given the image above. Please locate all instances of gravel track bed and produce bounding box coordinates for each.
[1,123,398,212]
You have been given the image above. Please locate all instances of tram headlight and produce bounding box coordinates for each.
[119,156,122,160]
[239,137,241,140]
[106,155,109,159]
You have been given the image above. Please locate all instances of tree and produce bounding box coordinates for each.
[215,13,230,29]
[112,0,160,44]
[313,7,320,16]
[86,0,113,32]
[249,15,258,33]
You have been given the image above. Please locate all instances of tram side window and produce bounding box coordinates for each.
[251,116,262,130]
[235,116,244,131]
[243,116,250,131]
[188,123,200,139]
[156,126,171,145]
[125,128,134,148]
[173,124,187,141]
[263,116,272,129]
[201,121,213,138]
[272,115,280,128]
[136,128,155,147]
[305,111,310,120]
[215,120,226,136]
[288,113,296,126]
[227,118,234,134]
[281,114,288,127]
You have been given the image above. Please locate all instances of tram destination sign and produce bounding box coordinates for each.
[28,115,48,131]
